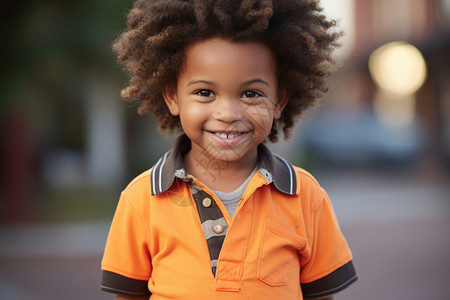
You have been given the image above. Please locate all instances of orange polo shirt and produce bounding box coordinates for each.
[101,135,357,299]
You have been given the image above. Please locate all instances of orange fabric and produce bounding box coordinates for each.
[101,167,353,300]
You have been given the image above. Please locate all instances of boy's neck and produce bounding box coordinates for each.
[183,148,258,193]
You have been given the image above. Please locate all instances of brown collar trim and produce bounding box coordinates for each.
[151,135,297,196]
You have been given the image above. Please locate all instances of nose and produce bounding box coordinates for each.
[212,97,242,123]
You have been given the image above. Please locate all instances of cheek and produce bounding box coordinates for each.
[243,104,275,130]
[248,101,276,119]
[179,104,204,125]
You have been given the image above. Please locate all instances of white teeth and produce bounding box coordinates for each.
[215,132,241,139]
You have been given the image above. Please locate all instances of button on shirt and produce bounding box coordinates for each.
[212,224,224,234]
[202,197,212,208]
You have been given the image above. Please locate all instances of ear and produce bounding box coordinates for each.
[162,85,180,116]
[273,88,289,120]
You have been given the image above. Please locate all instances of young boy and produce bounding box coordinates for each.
[101,1,357,299]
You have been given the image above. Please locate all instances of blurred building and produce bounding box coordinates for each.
[354,0,450,157]
[301,0,450,172]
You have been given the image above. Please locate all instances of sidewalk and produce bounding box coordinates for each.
[1,171,449,300]
[0,221,111,300]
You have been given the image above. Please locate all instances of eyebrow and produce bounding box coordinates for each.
[186,80,213,87]
[186,78,270,87]
[244,78,270,87]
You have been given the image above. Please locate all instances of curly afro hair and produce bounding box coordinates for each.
[113,0,341,142]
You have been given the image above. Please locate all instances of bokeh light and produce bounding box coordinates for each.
[369,41,427,95]
[369,42,427,128]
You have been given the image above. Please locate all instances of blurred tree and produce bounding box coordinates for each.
[0,0,133,222]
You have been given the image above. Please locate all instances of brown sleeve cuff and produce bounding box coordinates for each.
[301,260,358,298]
[101,270,151,298]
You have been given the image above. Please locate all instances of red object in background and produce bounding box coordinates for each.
[1,112,36,223]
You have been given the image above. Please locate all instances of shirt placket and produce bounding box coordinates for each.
[188,182,228,276]
[187,173,271,292]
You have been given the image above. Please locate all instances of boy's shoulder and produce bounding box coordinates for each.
[122,168,153,197]
[292,165,322,188]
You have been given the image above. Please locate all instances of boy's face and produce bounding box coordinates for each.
[164,38,287,165]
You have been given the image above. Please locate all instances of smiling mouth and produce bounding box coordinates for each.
[213,132,246,139]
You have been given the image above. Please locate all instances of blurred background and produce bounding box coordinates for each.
[1,0,449,299]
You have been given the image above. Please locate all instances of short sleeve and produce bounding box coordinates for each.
[300,189,357,298]
[101,192,152,297]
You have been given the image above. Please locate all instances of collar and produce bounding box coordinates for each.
[150,134,297,196]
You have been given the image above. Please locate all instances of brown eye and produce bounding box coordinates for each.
[242,90,261,98]
[195,89,214,97]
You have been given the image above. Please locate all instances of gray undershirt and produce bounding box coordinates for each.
[212,166,258,218]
